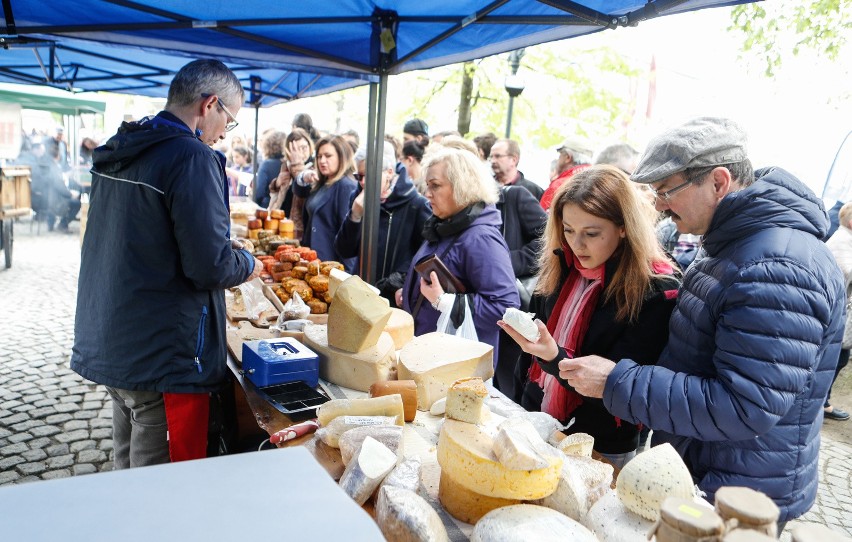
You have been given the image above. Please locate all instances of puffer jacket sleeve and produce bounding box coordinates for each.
[604,260,829,441]
[169,149,253,290]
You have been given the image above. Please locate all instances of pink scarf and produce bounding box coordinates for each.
[529,247,604,421]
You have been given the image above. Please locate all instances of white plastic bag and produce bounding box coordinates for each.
[436,295,479,342]
[237,278,267,320]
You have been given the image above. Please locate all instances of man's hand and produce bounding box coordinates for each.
[246,257,265,281]
[558,355,616,398]
[350,190,365,222]
[497,319,559,362]
[419,271,445,308]
[273,168,292,193]
[301,169,318,185]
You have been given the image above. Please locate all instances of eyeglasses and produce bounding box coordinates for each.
[489,153,512,160]
[649,168,714,202]
[353,172,364,182]
[201,94,239,132]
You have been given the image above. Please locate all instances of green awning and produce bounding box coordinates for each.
[0,85,105,115]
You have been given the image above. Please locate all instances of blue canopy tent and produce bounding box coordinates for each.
[1,0,755,281]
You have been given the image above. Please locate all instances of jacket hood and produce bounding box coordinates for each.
[703,167,829,254]
[93,112,197,175]
[383,167,425,211]
[472,203,503,229]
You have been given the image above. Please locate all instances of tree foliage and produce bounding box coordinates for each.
[729,0,852,77]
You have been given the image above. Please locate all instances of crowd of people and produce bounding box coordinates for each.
[67,60,850,535]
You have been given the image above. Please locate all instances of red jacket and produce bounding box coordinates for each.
[539,164,590,210]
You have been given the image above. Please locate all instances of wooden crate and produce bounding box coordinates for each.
[0,165,32,217]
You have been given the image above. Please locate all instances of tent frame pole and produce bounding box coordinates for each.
[360,74,388,284]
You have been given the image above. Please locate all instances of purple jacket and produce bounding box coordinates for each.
[402,204,520,351]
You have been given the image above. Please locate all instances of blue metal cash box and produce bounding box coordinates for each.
[241,338,320,388]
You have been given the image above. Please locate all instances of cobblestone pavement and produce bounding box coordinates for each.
[1,220,851,538]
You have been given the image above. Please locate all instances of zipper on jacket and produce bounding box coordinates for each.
[194,305,208,373]
[381,211,394,278]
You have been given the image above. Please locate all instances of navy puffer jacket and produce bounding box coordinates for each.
[604,167,844,522]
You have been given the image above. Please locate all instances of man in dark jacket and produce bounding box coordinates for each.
[490,138,545,201]
[71,59,263,469]
[558,117,845,526]
[334,141,431,305]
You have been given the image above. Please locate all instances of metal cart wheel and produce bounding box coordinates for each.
[1,219,12,269]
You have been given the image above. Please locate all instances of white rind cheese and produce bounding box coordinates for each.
[338,436,398,505]
[437,418,561,500]
[471,504,597,542]
[327,275,392,353]
[616,442,696,521]
[381,455,423,494]
[316,395,405,428]
[446,377,488,424]
[398,332,494,411]
[303,324,396,392]
[376,486,449,542]
[583,489,655,542]
[315,415,397,448]
[536,454,613,521]
[339,425,404,466]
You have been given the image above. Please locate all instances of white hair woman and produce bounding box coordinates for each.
[400,147,519,352]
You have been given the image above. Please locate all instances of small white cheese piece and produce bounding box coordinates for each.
[446,377,488,424]
[555,432,594,457]
[429,397,447,416]
[398,332,494,411]
[616,442,696,521]
[339,425,404,466]
[376,486,449,542]
[338,436,398,505]
[502,307,540,342]
[471,504,597,542]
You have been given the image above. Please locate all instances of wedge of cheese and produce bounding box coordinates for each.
[316,395,405,428]
[315,415,398,448]
[437,418,561,500]
[616,442,696,521]
[328,268,381,299]
[471,504,597,542]
[384,308,415,350]
[376,486,449,542]
[537,454,613,522]
[339,425,404,466]
[327,275,392,352]
[381,455,423,494]
[338,436,397,505]
[303,324,396,392]
[493,418,562,471]
[555,433,594,458]
[438,471,520,524]
[398,332,494,411]
[446,377,487,424]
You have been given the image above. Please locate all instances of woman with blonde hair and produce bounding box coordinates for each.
[400,147,519,352]
[292,135,358,267]
[499,165,679,468]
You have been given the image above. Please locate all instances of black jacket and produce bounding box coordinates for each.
[334,168,431,303]
[517,251,680,454]
[512,171,545,202]
[496,185,547,278]
[71,111,254,393]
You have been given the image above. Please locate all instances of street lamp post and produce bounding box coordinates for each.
[504,48,526,139]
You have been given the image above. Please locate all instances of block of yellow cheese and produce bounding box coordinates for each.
[438,470,520,524]
[317,395,405,428]
[398,332,494,411]
[437,418,561,500]
[327,275,392,353]
[303,324,396,392]
[446,377,487,424]
[384,308,414,350]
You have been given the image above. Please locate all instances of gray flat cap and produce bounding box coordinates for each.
[631,117,748,184]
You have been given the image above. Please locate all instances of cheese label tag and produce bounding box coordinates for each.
[677,504,703,518]
[343,415,387,426]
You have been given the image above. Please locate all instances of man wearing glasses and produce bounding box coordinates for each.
[72,59,263,469]
[489,138,544,201]
[553,117,844,529]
